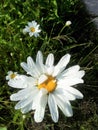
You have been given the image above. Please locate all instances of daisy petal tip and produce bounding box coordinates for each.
[8,81,12,87]
[20,62,24,67]
[64,53,71,64]
[10,95,13,101]
[15,105,18,110]
[66,54,71,59]
[34,116,43,123]
[68,53,71,57]
[82,70,85,76]
[53,118,58,123]
[79,93,84,99]
[67,109,73,117]
[38,50,41,54]
[69,112,73,117]
[23,29,26,34]
[27,56,32,61]
[81,79,84,83]
[76,91,84,99]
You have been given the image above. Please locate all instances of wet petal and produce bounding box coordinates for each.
[27,56,40,77]
[53,54,70,76]
[54,93,73,117]
[46,66,54,75]
[55,88,76,101]
[21,62,29,73]
[45,53,54,67]
[15,94,33,109]
[36,51,45,73]
[58,66,85,79]
[8,75,30,88]
[58,77,84,87]
[48,93,59,122]
[21,102,33,113]
[64,86,83,99]
[10,87,37,101]
[38,74,48,84]
[34,89,48,122]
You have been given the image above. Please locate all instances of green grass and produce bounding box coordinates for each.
[0,0,98,130]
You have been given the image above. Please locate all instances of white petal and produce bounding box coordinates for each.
[7,71,13,75]
[55,88,76,101]
[10,89,30,101]
[77,70,85,78]
[45,53,54,67]
[8,75,36,89]
[59,67,85,79]
[8,75,28,88]
[48,93,59,122]
[46,66,54,75]
[57,65,80,78]
[58,77,84,87]
[31,21,37,26]
[36,28,41,33]
[64,86,83,99]
[23,27,29,34]
[31,89,47,111]
[38,74,48,84]
[21,62,29,73]
[32,102,36,110]
[53,54,70,76]
[10,87,36,101]
[34,89,48,123]
[29,32,33,37]
[36,51,43,63]
[54,92,73,117]
[65,70,85,79]
[26,76,37,86]
[28,22,33,26]
[15,94,33,109]
[21,102,33,113]
[6,76,9,80]
[27,56,40,77]
[36,24,40,29]
[36,51,45,73]
[56,54,70,67]
[34,33,39,37]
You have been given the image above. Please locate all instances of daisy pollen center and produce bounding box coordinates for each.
[30,27,35,32]
[10,73,16,79]
[38,76,57,93]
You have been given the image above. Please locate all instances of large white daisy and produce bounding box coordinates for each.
[8,51,85,123]
[23,20,41,37]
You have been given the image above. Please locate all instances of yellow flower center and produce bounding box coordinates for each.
[38,76,57,93]
[30,27,35,32]
[10,73,16,79]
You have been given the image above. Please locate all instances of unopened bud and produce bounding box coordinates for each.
[65,21,72,26]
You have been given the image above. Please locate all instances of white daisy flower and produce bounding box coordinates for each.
[6,71,18,81]
[23,20,41,37]
[8,51,85,123]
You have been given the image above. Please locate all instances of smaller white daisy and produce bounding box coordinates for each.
[23,20,41,37]
[6,71,18,81]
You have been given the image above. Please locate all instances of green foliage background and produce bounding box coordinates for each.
[0,0,98,130]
